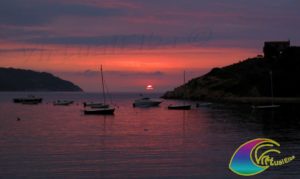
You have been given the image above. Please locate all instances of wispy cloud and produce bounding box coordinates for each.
[0,48,46,54]
[1,0,300,49]
[0,0,125,26]
[23,32,213,48]
[71,70,165,78]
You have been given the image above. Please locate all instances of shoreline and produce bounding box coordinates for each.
[163,96,300,105]
[221,97,300,104]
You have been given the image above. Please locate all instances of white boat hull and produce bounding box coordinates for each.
[133,98,162,107]
[84,107,115,115]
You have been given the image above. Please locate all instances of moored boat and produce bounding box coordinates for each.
[252,104,280,109]
[83,65,115,115]
[168,71,192,110]
[196,102,212,107]
[84,107,115,115]
[133,97,162,107]
[13,95,43,104]
[53,100,74,106]
[168,104,191,110]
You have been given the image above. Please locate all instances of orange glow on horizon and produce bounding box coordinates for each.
[0,42,260,91]
[0,44,259,72]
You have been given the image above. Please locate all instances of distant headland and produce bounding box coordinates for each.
[162,41,300,103]
[0,67,82,92]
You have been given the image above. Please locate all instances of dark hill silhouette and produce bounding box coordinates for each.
[162,41,300,100]
[0,68,82,91]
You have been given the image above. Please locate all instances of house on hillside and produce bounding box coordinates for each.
[263,41,290,59]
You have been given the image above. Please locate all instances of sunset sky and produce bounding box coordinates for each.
[1,0,300,92]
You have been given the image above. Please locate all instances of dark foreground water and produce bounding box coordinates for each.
[0,92,299,178]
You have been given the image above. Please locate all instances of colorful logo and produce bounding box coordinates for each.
[229,138,295,176]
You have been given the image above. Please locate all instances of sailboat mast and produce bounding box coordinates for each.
[183,70,186,104]
[184,70,186,84]
[101,65,106,104]
[270,70,274,105]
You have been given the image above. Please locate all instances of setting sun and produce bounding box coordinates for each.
[146,84,154,90]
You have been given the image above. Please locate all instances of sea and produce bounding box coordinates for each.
[0,92,299,178]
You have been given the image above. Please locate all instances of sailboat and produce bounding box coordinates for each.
[168,71,191,110]
[252,71,280,109]
[53,100,74,106]
[84,65,115,115]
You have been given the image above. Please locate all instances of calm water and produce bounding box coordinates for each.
[0,92,299,178]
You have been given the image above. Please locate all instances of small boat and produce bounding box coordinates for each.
[83,65,115,115]
[168,104,191,110]
[252,105,280,109]
[252,71,280,109]
[133,97,162,107]
[196,102,212,107]
[21,100,41,105]
[83,102,109,108]
[13,95,43,104]
[53,100,74,106]
[84,107,115,115]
